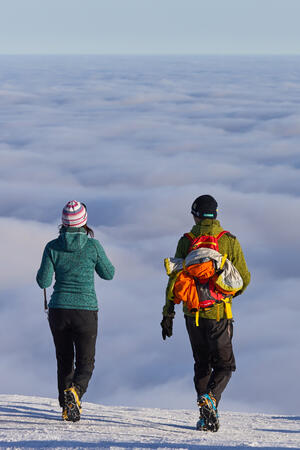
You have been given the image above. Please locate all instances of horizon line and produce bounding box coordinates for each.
[0,53,300,58]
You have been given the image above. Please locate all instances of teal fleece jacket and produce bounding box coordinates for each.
[36,227,115,310]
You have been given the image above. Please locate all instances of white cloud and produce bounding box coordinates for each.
[0,218,55,287]
[0,55,300,414]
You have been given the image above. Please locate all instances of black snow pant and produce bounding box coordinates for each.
[49,308,98,407]
[185,315,236,406]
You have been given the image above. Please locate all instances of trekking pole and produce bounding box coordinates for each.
[43,288,48,314]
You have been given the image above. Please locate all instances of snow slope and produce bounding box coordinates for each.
[0,395,299,449]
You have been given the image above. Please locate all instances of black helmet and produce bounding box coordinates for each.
[191,195,218,219]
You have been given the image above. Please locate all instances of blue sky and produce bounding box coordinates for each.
[1,0,300,54]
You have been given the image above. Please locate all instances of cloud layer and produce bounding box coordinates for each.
[0,55,300,415]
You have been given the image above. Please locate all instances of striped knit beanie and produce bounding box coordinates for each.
[62,200,87,227]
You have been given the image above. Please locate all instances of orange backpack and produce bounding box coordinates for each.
[172,231,230,311]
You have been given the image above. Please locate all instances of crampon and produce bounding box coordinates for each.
[62,386,82,422]
[196,393,219,432]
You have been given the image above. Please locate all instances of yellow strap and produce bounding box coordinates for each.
[225,302,233,319]
[218,253,232,320]
[193,241,217,248]
[182,259,187,271]
[220,253,227,269]
[221,297,233,319]
[195,310,199,327]
[164,258,172,276]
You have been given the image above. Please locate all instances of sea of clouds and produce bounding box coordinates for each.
[0,55,299,414]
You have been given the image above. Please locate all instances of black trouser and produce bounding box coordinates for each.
[49,308,98,407]
[185,315,236,406]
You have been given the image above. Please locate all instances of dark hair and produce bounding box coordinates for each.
[83,224,94,237]
[80,203,94,237]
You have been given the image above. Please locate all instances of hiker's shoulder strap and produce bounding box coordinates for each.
[217,230,237,240]
[184,232,196,242]
[185,230,231,241]
[216,230,229,240]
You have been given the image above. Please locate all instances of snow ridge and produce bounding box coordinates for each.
[0,395,299,449]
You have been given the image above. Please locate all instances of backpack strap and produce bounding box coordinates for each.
[184,230,230,254]
[184,232,196,242]
[216,230,229,240]
[185,230,229,241]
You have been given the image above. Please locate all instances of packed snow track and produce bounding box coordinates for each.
[0,395,299,449]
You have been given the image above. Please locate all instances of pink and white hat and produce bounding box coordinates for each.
[62,200,87,227]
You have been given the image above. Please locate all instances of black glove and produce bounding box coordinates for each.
[160,313,175,340]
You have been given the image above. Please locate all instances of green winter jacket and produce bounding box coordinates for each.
[36,227,115,310]
[163,219,250,320]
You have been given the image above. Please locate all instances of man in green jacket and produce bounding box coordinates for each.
[161,195,250,432]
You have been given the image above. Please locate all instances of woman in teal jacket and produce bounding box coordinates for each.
[36,200,115,422]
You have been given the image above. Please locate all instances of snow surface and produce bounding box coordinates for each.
[0,395,299,449]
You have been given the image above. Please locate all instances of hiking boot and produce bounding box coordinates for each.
[196,392,219,432]
[63,385,82,422]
